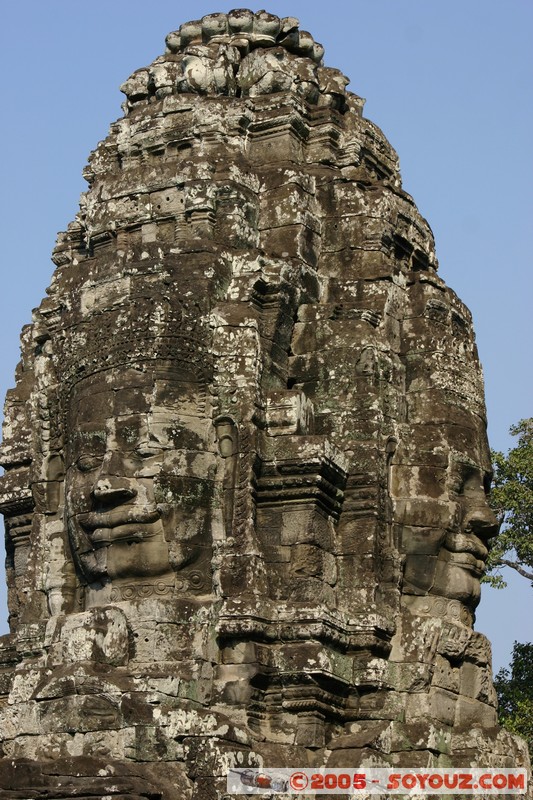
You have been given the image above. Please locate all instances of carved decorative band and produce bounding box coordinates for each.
[402,595,473,627]
[109,571,207,602]
[110,583,175,601]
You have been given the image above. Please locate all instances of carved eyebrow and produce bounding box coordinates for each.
[72,429,107,448]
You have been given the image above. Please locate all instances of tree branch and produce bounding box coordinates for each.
[499,559,533,581]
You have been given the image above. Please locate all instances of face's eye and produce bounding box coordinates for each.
[453,466,489,501]
[462,472,485,497]
[451,464,478,496]
[134,442,163,459]
[450,473,466,496]
[76,455,102,473]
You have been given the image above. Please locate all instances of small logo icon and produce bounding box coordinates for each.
[290,772,309,792]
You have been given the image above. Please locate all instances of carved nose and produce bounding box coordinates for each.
[464,507,499,541]
[92,477,136,504]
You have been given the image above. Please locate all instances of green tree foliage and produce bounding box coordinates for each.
[485,418,533,587]
[494,642,533,751]
[484,422,533,752]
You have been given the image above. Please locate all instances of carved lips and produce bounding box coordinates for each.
[77,506,161,546]
[443,532,489,576]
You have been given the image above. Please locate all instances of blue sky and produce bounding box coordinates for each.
[1,1,531,671]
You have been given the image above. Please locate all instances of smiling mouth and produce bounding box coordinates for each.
[89,524,158,545]
[444,533,488,561]
[445,552,486,577]
[76,507,161,546]
[440,533,488,577]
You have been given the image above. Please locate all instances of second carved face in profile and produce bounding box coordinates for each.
[396,448,498,612]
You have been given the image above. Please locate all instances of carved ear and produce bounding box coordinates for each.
[214,416,238,457]
[46,452,65,482]
[32,452,65,514]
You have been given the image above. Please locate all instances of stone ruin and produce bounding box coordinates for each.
[0,9,530,799]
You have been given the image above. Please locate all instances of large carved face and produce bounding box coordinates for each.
[64,365,215,602]
[395,427,498,612]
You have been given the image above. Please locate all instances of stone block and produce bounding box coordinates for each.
[454,696,498,728]
[46,607,129,666]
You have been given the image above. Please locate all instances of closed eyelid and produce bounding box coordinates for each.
[461,472,488,497]
[134,440,166,457]
[135,445,161,456]
[450,465,484,496]
[76,454,104,472]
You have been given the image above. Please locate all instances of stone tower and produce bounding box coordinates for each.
[0,10,529,799]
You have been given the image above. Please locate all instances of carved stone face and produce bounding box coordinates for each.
[64,366,215,601]
[397,444,498,611]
